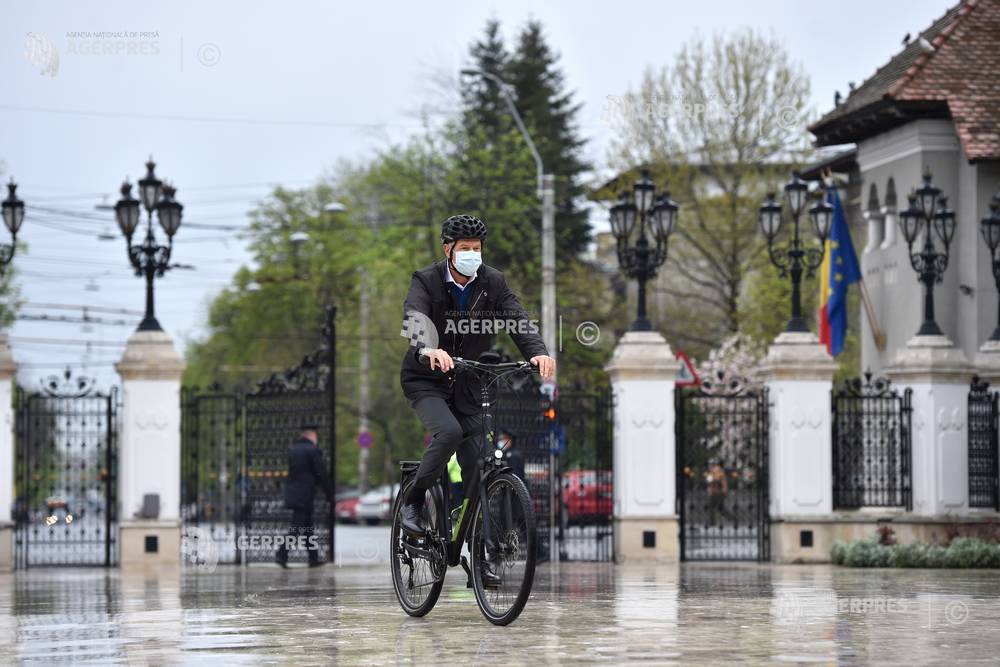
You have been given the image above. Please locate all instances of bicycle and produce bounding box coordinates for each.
[390,355,538,626]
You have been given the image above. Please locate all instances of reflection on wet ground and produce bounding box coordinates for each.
[0,561,998,664]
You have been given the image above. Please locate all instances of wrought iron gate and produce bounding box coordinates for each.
[832,373,912,509]
[675,378,769,561]
[553,391,614,562]
[180,388,243,564]
[14,372,118,568]
[180,307,336,566]
[493,383,614,562]
[968,376,999,510]
[244,362,333,564]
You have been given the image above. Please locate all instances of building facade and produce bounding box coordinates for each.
[810,0,1000,375]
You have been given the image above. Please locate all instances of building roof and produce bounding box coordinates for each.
[810,0,1000,161]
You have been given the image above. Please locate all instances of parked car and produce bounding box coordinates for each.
[561,470,612,525]
[355,484,399,525]
[335,488,360,524]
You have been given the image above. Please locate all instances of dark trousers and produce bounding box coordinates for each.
[276,507,318,564]
[411,396,483,492]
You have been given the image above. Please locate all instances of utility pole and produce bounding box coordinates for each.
[357,266,371,493]
[541,174,556,371]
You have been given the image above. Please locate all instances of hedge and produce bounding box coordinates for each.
[831,537,1000,568]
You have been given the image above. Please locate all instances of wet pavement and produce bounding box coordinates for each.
[1,561,999,664]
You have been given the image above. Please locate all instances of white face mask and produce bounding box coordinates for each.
[452,249,482,277]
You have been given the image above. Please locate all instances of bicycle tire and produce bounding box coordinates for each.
[390,480,445,617]
[469,472,536,625]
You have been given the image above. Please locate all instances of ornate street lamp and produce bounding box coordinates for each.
[609,169,679,331]
[115,157,183,331]
[758,173,832,333]
[979,191,1000,340]
[899,168,954,337]
[0,178,25,272]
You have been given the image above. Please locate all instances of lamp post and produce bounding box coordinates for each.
[898,168,954,337]
[758,173,833,333]
[609,169,679,331]
[114,157,183,332]
[0,178,25,272]
[979,191,1000,340]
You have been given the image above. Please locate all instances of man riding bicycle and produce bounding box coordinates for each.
[398,214,555,559]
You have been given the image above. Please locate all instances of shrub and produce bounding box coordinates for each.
[831,536,1000,568]
[946,537,1000,568]
[830,540,847,565]
[841,538,895,567]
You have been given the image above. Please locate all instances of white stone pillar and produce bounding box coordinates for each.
[604,330,680,562]
[0,337,15,572]
[760,332,838,563]
[886,335,974,516]
[115,329,186,568]
[974,339,1000,384]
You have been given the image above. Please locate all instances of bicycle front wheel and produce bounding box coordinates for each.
[470,472,536,625]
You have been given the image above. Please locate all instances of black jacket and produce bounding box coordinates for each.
[400,260,548,416]
[284,437,335,510]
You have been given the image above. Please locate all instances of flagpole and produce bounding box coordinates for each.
[858,278,887,350]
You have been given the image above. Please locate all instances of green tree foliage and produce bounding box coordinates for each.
[185,20,613,486]
[608,29,815,359]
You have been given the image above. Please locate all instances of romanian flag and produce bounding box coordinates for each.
[818,186,862,356]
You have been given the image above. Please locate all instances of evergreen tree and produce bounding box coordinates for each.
[507,20,591,257]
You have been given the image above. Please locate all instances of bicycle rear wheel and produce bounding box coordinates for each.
[390,481,445,616]
[470,472,536,625]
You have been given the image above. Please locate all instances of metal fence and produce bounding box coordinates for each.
[832,373,912,510]
[968,376,999,510]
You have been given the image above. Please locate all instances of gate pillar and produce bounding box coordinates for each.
[115,329,186,568]
[974,339,1000,384]
[605,330,680,563]
[886,334,974,516]
[760,331,837,563]
[0,336,15,572]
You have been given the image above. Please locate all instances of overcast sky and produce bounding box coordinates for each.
[4,0,949,388]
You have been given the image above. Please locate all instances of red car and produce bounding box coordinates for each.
[335,491,360,524]
[561,470,612,525]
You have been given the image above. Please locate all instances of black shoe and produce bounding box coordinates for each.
[400,499,425,536]
[480,559,502,589]
[308,560,324,568]
[275,552,288,569]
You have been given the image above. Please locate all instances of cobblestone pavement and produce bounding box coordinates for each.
[1,561,998,664]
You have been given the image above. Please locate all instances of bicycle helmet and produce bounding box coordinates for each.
[441,214,487,243]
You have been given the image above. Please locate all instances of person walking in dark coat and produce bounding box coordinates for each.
[276,421,334,567]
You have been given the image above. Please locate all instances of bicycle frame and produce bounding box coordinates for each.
[405,357,534,570]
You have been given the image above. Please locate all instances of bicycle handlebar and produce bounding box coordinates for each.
[418,350,538,376]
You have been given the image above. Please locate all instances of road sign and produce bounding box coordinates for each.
[675,351,700,386]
